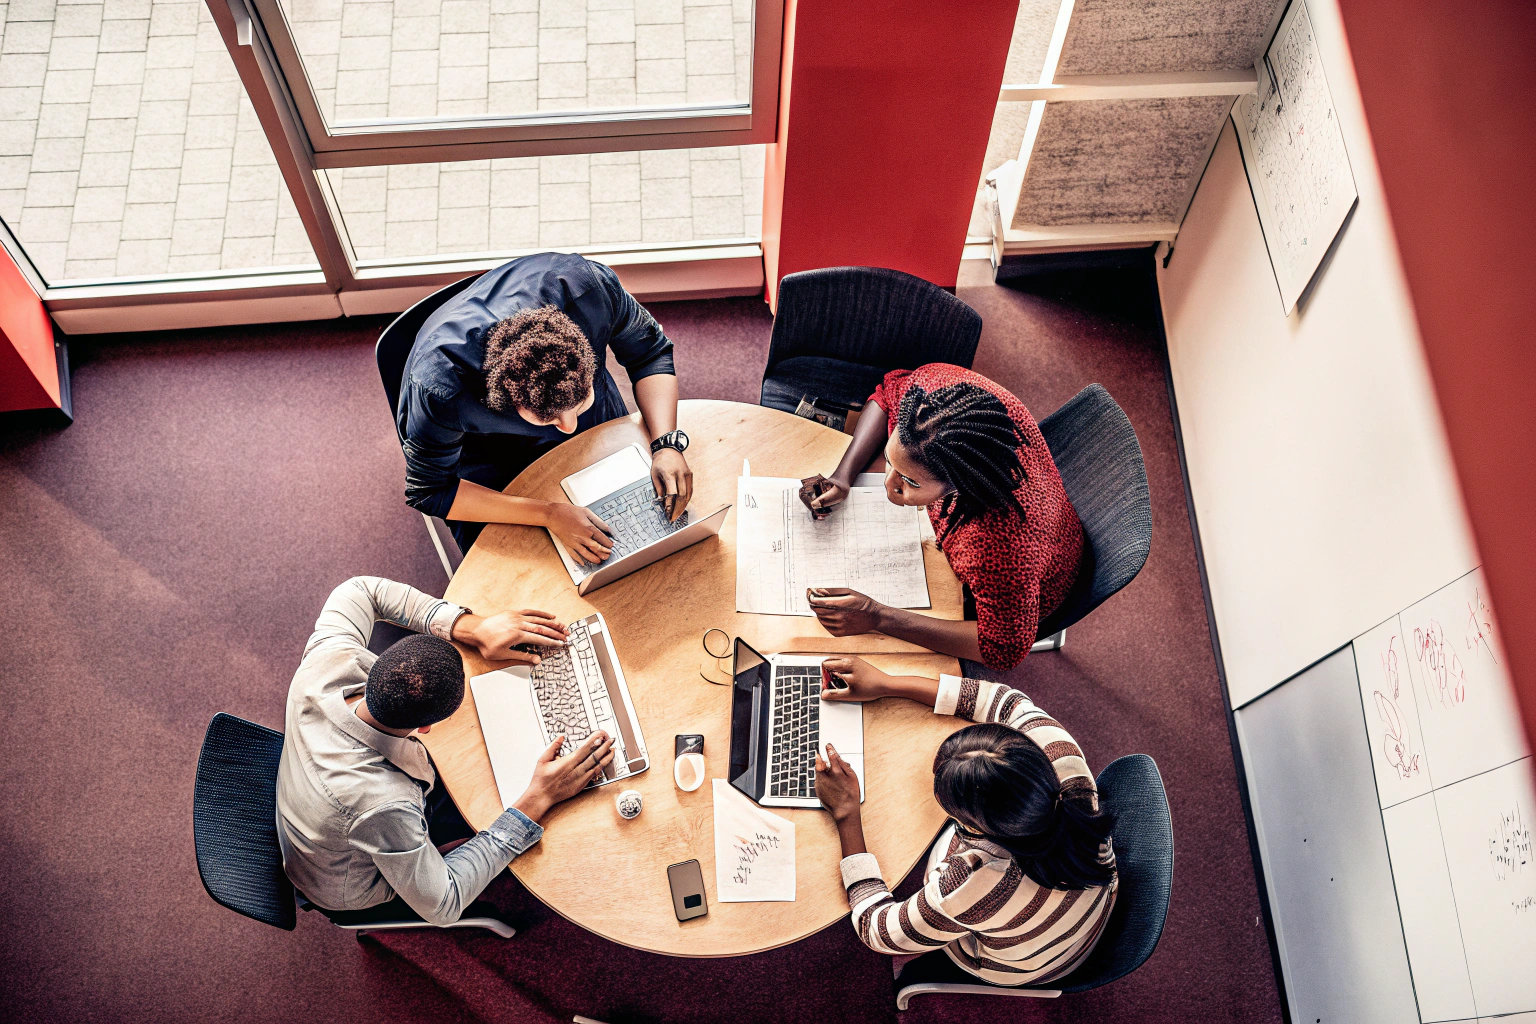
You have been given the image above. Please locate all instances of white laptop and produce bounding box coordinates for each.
[470,612,649,808]
[550,443,731,595]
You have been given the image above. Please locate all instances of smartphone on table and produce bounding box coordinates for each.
[667,859,708,921]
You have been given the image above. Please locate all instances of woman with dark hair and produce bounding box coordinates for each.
[799,364,1083,670]
[812,656,1116,985]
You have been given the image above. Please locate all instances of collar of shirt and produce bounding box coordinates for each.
[319,686,436,787]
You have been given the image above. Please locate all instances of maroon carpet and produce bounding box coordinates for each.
[0,268,1279,1024]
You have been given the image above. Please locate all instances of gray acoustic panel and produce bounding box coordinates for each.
[1235,647,1421,1024]
[1012,95,1230,226]
[1005,0,1066,84]
[1056,0,1283,75]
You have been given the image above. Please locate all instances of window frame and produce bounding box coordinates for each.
[234,0,783,165]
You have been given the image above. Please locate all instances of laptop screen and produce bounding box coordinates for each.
[729,639,769,787]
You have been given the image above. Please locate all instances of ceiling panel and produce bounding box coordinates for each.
[1012,95,1233,226]
[1055,0,1282,75]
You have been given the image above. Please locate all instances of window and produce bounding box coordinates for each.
[0,0,781,305]
[0,0,317,284]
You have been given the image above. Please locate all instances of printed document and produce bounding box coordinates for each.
[735,475,930,616]
[712,779,795,902]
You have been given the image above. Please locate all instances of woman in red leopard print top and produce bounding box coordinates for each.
[800,364,1084,670]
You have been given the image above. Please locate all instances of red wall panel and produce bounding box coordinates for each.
[762,0,1018,307]
[0,246,58,413]
[1336,0,1536,749]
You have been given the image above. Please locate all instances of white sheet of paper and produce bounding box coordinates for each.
[1398,568,1528,789]
[735,475,929,616]
[1381,792,1478,1022]
[1353,615,1432,808]
[1433,757,1536,1017]
[712,779,795,902]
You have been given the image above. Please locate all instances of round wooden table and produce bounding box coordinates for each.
[426,400,971,957]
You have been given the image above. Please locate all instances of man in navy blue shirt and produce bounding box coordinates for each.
[396,252,693,555]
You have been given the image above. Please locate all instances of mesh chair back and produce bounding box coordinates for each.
[1058,754,1174,992]
[376,274,482,435]
[766,267,982,377]
[193,713,296,930]
[1035,384,1152,640]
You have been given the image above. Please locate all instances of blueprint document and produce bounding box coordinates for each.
[735,475,930,616]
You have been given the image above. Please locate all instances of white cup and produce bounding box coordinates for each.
[673,752,705,792]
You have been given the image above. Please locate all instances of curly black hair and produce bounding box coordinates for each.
[896,381,1026,530]
[482,305,597,420]
[365,634,466,731]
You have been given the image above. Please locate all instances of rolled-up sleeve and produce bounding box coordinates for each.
[595,261,674,382]
[355,804,544,925]
[398,380,465,519]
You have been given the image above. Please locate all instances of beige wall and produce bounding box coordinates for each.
[1156,0,1476,707]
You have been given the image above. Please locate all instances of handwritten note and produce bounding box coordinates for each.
[1432,759,1536,1016]
[712,779,795,902]
[735,476,930,616]
[1233,0,1357,313]
[1353,615,1431,807]
[1399,568,1529,788]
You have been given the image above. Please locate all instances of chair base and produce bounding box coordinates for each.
[342,915,516,939]
[1031,628,1066,653]
[896,982,1062,1010]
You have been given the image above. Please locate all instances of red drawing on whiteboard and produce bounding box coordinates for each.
[1372,636,1421,780]
[1414,620,1467,708]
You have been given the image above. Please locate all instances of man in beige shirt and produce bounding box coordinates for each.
[276,576,613,925]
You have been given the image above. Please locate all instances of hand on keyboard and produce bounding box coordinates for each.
[512,730,615,823]
[455,609,569,665]
[545,502,615,565]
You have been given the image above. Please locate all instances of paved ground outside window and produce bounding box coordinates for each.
[327,145,764,259]
[0,0,316,282]
[283,0,755,123]
[0,0,764,283]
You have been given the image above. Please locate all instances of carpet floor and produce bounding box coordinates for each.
[0,261,1280,1024]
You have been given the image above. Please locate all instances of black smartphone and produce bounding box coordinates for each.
[667,859,708,921]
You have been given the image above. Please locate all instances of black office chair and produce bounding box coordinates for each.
[376,274,483,582]
[193,712,513,938]
[759,266,983,419]
[895,753,1174,1009]
[1030,383,1153,652]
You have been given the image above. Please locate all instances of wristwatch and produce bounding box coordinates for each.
[650,429,689,455]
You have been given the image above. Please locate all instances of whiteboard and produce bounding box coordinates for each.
[1352,568,1535,1022]
[1233,0,1358,313]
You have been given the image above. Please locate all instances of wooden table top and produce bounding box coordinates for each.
[426,399,969,957]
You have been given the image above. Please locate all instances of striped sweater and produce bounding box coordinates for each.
[839,675,1117,986]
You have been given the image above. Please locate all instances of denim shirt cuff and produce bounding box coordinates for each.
[486,806,544,855]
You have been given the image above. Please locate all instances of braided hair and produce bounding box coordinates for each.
[933,723,1116,890]
[896,381,1026,531]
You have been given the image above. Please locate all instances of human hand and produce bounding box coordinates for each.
[815,742,862,822]
[806,587,884,636]
[798,474,849,520]
[512,731,615,822]
[544,502,615,565]
[454,610,568,665]
[819,657,895,702]
[650,447,693,522]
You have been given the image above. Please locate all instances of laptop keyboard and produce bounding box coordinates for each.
[530,618,606,758]
[576,479,690,578]
[769,667,822,799]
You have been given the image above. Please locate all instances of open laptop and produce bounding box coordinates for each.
[469,612,649,808]
[551,443,731,595]
[727,637,866,808]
